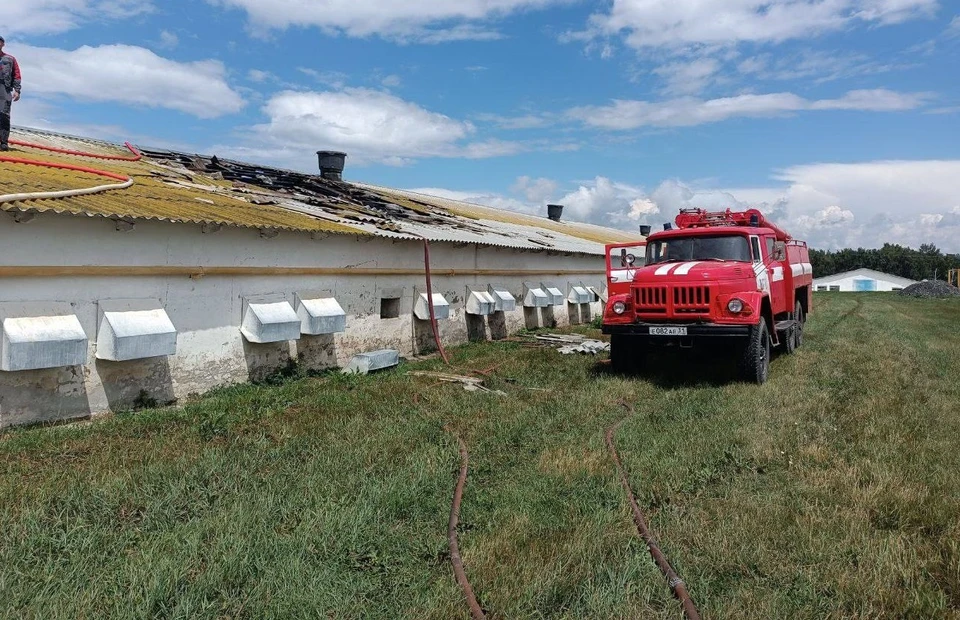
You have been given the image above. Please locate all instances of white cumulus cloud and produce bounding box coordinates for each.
[794,205,856,232]
[207,0,566,41]
[627,197,659,219]
[3,0,153,36]
[580,0,938,50]
[568,89,928,130]
[409,176,656,230]
[704,160,960,250]
[511,176,558,203]
[555,176,648,224]
[404,159,960,253]
[246,88,521,165]
[19,44,245,118]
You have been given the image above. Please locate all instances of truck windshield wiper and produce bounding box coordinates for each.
[650,258,686,265]
[697,258,729,262]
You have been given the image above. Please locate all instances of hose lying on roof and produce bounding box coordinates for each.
[9,139,142,161]
[0,156,133,205]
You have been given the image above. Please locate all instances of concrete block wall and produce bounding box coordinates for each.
[0,214,608,427]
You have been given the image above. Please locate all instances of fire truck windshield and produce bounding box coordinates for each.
[646,234,752,264]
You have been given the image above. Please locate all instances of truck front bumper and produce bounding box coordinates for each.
[602,322,751,341]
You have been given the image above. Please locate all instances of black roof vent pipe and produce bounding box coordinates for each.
[547,204,564,222]
[317,151,347,181]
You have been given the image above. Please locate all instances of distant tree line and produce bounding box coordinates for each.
[809,243,960,281]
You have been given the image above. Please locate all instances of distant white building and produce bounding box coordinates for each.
[813,268,917,292]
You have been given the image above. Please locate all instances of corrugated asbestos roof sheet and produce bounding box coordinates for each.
[360,184,640,246]
[1,128,642,255]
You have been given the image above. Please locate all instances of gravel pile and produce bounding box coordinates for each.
[898,280,960,298]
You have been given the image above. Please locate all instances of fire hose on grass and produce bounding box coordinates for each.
[607,401,701,620]
[446,425,486,620]
[416,235,486,618]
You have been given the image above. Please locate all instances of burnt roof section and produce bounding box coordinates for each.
[2,127,640,254]
[138,146,474,232]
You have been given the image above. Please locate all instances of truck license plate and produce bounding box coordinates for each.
[650,326,687,336]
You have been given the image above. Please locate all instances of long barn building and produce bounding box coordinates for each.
[0,128,640,428]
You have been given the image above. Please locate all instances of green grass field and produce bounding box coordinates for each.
[1,292,958,619]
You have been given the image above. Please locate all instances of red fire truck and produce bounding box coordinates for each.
[601,208,813,384]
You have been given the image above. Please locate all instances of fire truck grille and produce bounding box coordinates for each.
[633,285,711,315]
[673,286,711,313]
[634,286,668,313]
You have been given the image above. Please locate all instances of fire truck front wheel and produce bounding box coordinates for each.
[738,320,770,384]
[610,334,644,374]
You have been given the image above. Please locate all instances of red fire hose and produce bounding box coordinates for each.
[447,427,486,619]
[416,236,487,616]
[9,139,142,161]
[419,236,451,364]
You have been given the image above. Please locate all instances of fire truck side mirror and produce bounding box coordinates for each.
[773,241,786,261]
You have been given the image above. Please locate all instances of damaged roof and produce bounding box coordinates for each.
[0,128,641,255]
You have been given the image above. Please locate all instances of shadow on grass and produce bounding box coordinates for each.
[590,345,791,389]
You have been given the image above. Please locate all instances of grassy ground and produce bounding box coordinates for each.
[1,292,958,619]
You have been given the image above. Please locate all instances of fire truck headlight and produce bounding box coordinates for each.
[727,298,744,314]
[612,301,627,315]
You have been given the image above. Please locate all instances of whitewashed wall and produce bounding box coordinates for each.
[0,214,607,427]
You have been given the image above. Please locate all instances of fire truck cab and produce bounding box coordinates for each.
[601,208,813,384]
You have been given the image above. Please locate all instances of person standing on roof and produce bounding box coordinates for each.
[0,36,22,151]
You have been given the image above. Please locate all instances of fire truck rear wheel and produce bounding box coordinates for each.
[784,320,797,355]
[793,300,804,349]
[739,320,770,384]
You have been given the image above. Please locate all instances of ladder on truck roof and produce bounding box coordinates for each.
[674,208,793,241]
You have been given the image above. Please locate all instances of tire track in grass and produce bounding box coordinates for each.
[606,401,701,620]
[822,296,864,331]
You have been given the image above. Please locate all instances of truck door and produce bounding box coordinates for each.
[750,235,770,296]
[765,236,787,314]
[605,242,646,297]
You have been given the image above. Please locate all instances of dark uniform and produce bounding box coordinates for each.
[0,36,22,151]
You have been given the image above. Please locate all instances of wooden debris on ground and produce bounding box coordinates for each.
[407,371,507,396]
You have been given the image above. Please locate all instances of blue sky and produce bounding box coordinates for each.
[6,0,960,252]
